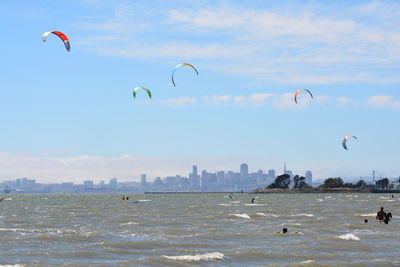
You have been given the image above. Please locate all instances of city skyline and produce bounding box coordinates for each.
[0,0,399,182]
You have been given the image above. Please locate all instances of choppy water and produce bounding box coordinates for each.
[0,193,399,266]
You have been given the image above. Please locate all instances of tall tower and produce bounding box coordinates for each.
[372,170,376,183]
[240,163,249,184]
[284,163,287,174]
[193,165,198,176]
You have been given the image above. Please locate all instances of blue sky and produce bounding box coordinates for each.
[0,0,399,182]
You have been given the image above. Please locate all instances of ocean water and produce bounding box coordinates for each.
[0,193,399,266]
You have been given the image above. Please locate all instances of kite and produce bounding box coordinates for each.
[294,88,313,104]
[342,135,358,150]
[171,63,198,87]
[42,31,70,52]
[133,87,152,98]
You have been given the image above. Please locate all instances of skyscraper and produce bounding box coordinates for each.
[141,174,147,187]
[109,178,117,190]
[240,163,249,184]
[305,171,313,185]
[189,165,200,190]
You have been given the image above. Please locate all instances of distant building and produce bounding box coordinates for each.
[83,180,94,188]
[109,178,117,190]
[267,169,276,181]
[240,163,249,185]
[61,182,74,192]
[305,171,313,185]
[141,174,147,188]
[189,165,200,190]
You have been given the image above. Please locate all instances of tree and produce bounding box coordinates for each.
[267,174,291,189]
[320,177,344,188]
[375,178,389,190]
[354,179,367,189]
[293,175,307,189]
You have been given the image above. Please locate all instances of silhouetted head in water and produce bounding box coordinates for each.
[251,198,255,203]
[282,228,288,233]
[384,212,392,224]
[364,219,368,223]
[380,207,384,211]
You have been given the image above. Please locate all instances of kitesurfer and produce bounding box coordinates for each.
[376,207,386,222]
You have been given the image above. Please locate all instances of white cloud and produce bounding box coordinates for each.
[336,96,350,106]
[249,93,275,106]
[75,1,400,84]
[366,95,400,110]
[161,96,196,107]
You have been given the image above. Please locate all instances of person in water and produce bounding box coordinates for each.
[251,197,255,203]
[376,207,386,222]
[364,219,368,223]
[384,212,392,224]
[121,195,125,200]
[126,196,129,200]
[229,194,233,199]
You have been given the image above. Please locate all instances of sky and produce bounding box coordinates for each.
[0,0,399,183]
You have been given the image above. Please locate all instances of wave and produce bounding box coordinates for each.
[0,265,25,267]
[255,212,266,217]
[162,252,224,262]
[245,203,266,206]
[300,260,315,264]
[354,213,376,217]
[120,222,139,226]
[336,233,360,240]
[317,199,324,201]
[291,214,314,217]
[219,203,231,206]
[230,213,250,219]
[230,201,240,204]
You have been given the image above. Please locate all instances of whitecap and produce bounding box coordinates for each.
[336,233,360,240]
[138,199,152,202]
[292,214,314,217]
[0,265,25,267]
[245,203,266,206]
[355,213,375,217]
[230,213,250,219]
[317,199,324,202]
[121,222,139,226]
[300,260,315,264]
[219,203,231,206]
[255,213,266,217]
[162,252,224,262]
[230,201,240,204]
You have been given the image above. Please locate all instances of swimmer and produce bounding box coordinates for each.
[251,197,255,203]
[121,195,125,200]
[277,228,288,234]
[376,207,386,223]
[126,196,129,200]
[384,212,392,224]
[229,194,233,199]
[364,219,368,223]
